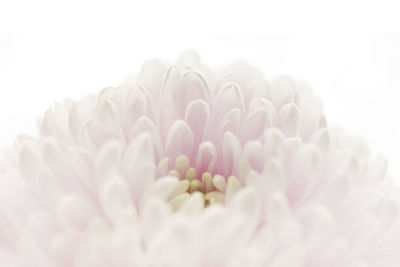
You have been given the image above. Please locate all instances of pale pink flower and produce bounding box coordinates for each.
[1,51,400,267]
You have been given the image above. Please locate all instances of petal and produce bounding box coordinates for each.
[166,120,194,164]
[279,103,301,137]
[195,141,217,174]
[215,108,242,141]
[261,158,286,198]
[68,147,95,191]
[229,187,260,219]
[100,176,133,222]
[184,99,210,149]
[122,133,155,203]
[213,83,245,122]
[264,128,285,159]
[137,59,166,102]
[172,70,211,118]
[18,140,41,188]
[243,141,265,172]
[241,108,269,142]
[249,97,277,123]
[96,99,121,136]
[57,193,97,232]
[131,116,163,159]
[310,128,331,153]
[94,139,124,189]
[222,131,241,177]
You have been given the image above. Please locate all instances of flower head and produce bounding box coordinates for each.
[0,51,399,267]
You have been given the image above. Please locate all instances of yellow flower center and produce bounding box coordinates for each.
[160,155,241,211]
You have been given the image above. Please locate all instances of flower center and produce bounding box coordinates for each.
[162,155,241,211]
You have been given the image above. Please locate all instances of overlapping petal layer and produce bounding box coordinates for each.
[0,51,399,267]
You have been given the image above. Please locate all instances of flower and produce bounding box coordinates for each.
[0,50,400,267]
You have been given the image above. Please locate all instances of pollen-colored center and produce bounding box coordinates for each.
[164,155,241,211]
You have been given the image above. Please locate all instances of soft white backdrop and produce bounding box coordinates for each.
[1,0,400,182]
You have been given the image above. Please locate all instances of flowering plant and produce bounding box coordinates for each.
[0,51,399,267]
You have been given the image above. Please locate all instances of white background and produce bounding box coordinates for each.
[1,0,400,182]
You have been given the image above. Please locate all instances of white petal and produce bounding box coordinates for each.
[222,131,241,177]
[100,176,133,222]
[310,128,331,153]
[131,116,163,158]
[279,103,300,137]
[172,70,211,117]
[264,128,285,158]
[166,120,194,162]
[262,158,286,197]
[141,176,179,205]
[68,147,95,191]
[94,139,123,188]
[229,187,260,219]
[195,141,216,174]
[123,133,155,203]
[184,99,210,148]
[243,140,265,172]
[241,108,269,142]
[18,140,41,188]
[57,193,97,232]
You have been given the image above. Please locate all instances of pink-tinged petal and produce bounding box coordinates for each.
[141,176,179,206]
[310,128,331,153]
[213,83,245,122]
[265,192,291,227]
[243,141,265,172]
[100,176,133,222]
[249,97,277,123]
[87,119,118,148]
[261,158,286,198]
[27,210,59,247]
[264,128,285,159]
[94,139,123,189]
[279,103,301,137]
[125,96,146,137]
[195,141,217,174]
[42,138,79,189]
[57,193,97,232]
[288,145,322,205]
[68,102,81,142]
[95,99,121,136]
[184,99,210,150]
[229,187,260,220]
[68,147,95,191]
[137,59,166,103]
[297,204,335,249]
[241,108,269,142]
[140,197,171,247]
[179,192,205,216]
[171,70,211,118]
[123,133,155,203]
[214,108,242,141]
[18,141,41,189]
[245,79,271,105]
[131,116,163,159]
[315,173,349,208]
[166,120,194,164]
[222,131,241,177]
[0,178,41,228]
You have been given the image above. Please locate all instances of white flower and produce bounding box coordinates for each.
[0,50,399,267]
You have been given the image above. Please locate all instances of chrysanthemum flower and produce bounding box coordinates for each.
[1,51,399,267]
